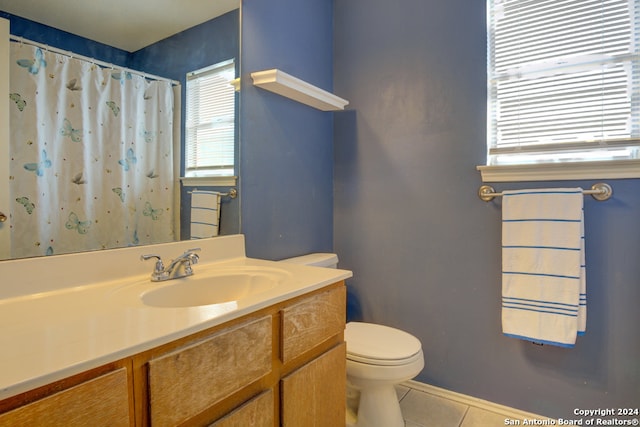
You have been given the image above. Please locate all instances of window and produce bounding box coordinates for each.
[185,59,236,178]
[486,0,640,168]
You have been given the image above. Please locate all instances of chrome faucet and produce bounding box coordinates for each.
[141,248,201,282]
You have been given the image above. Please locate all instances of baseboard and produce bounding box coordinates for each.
[403,380,549,421]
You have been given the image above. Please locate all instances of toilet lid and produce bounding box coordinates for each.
[345,322,422,363]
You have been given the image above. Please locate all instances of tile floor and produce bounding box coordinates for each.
[397,382,542,427]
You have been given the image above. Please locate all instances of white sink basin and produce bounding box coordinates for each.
[113,266,292,308]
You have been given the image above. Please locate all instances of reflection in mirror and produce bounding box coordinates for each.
[0,1,240,260]
[9,44,176,258]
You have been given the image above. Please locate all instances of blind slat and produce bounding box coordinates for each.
[185,59,236,174]
[487,0,640,165]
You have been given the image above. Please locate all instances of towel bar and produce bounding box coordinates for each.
[478,182,612,202]
[187,188,237,199]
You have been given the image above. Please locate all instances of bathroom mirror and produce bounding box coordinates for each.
[0,0,241,260]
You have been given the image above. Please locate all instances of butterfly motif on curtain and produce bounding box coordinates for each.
[17,48,47,74]
[140,129,155,143]
[106,101,120,117]
[111,71,132,85]
[46,246,54,256]
[61,118,82,142]
[118,148,137,171]
[24,150,52,176]
[132,229,139,245]
[143,202,163,220]
[16,196,35,214]
[65,212,91,234]
[66,78,82,91]
[9,93,26,111]
[146,169,158,179]
[112,187,125,202]
[71,172,87,185]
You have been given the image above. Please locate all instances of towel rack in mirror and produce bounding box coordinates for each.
[478,182,613,202]
[188,188,237,199]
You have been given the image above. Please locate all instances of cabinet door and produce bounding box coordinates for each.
[209,389,274,427]
[148,315,272,426]
[281,342,346,427]
[281,286,346,363]
[0,368,131,427]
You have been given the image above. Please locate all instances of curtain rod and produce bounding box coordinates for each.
[10,35,180,86]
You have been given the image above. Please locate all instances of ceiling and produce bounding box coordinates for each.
[0,0,239,52]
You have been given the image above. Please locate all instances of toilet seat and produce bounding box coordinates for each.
[347,350,423,366]
[345,322,422,366]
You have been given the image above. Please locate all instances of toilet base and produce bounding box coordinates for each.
[349,383,404,427]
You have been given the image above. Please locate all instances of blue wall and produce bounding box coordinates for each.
[334,0,639,417]
[239,0,334,259]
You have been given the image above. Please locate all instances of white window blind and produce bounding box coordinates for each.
[487,0,640,166]
[185,59,236,177]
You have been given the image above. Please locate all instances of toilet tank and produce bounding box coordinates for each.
[279,253,338,269]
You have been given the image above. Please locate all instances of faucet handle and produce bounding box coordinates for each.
[140,254,165,272]
[184,248,201,263]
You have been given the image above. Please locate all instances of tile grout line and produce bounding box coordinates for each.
[458,405,471,427]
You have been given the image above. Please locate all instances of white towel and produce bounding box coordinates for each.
[190,191,221,239]
[501,188,586,348]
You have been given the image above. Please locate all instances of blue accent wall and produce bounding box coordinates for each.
[334,0,640,417]
[239,0,334,259]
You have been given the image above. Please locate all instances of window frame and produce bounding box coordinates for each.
[479,0,640,182]
[182,58,238,184]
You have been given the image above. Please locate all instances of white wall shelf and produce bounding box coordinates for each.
[251,69,349,111]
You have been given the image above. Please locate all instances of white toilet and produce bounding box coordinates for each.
[280,253,425,427]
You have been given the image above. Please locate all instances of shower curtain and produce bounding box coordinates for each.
[8,42,175,258]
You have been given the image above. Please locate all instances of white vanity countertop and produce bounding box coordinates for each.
[0,236,352,400]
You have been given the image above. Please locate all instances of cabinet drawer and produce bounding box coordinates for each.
[281,285,346,363]
[209,389,274,427]
[148,315,272,426]
[0,368,130,427]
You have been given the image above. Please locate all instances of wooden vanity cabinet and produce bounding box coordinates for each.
[0,281,346,427]
[208,389,275,427]
[281,343,346,426]
[144,315,273,427]
[136,283,346,426]
[280,284,347,426]
[0,364,133,427]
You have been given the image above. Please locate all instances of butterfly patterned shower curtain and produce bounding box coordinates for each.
[8,42,175,258]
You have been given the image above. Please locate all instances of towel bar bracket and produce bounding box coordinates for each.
[478,182,613,202]
[478,185,498,202]
[590,183,612,201]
